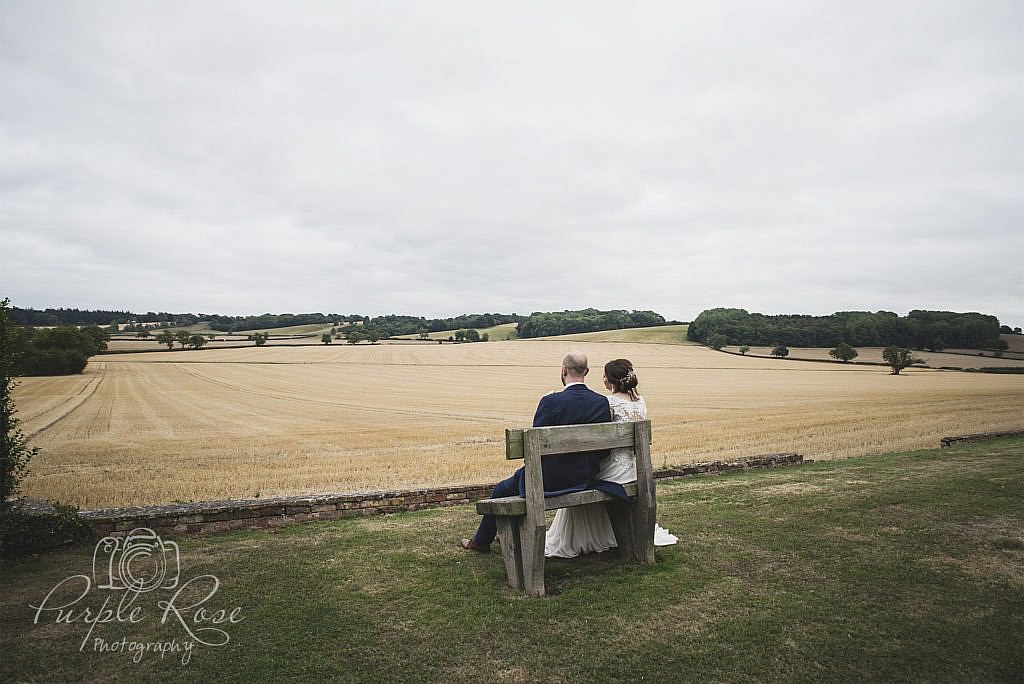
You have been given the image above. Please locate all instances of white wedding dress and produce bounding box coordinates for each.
[544,395,678,558]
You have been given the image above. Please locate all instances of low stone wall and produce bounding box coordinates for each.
[82,453,806,539]
[940,430,1024,448]
[654,452,804,479]
[83,484,494,538]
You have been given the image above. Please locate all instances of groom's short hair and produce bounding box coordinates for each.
[562,352,589,377]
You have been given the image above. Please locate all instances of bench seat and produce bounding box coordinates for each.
[476,483,639,517]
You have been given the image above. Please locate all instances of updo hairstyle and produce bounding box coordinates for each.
[604,358,639,401]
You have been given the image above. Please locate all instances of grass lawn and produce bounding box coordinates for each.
[540,323,692,344]
[391,323,691,344]
[392,322,521,341]
[2,437,1021,682]
[232,323,334,336]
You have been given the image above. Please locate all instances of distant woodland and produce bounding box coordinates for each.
[515,309,666,338]
[687,308,1008,351]
[9,306,673,344]
[11,305,1012,358]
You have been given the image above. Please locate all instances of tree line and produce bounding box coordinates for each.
[688,308,1006,351]
[206,313,365,333]
[344,313,521,340]
[516,309,667,338]
[5,323,109,376]
[11,307,203,328]
[10,307,521,336]
[10,306,675,341]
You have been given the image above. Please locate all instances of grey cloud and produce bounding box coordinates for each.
[1,1,1022,324]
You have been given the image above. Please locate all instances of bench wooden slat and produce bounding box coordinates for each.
[476,482,640,516]
[505,421,644,460]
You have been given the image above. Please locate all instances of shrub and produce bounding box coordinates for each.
[24,348,88,375]
[829,343,858,363]
[1,298,37,508]
[0,502,93,556]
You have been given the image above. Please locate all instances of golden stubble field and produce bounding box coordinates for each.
[13,340,1024,508]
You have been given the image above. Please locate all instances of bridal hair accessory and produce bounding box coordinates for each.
[622,369,637,386]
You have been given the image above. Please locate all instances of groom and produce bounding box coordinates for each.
[461,351,611,551]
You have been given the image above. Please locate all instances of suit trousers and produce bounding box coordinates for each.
[471,468,525,546]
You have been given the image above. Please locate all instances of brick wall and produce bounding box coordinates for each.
[81,453,806,539]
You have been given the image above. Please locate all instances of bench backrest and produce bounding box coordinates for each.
[504,420,652,462]
[504,420,655,541]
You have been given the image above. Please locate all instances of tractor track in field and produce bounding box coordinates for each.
[24,369,106,440]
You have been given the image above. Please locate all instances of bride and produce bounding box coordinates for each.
[545,358,678,558]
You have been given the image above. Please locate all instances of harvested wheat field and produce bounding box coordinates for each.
[12,340,1024,508]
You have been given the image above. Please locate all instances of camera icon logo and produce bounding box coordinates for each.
[92,528,180,592]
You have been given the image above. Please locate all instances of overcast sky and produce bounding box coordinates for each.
[2,2,1022,325]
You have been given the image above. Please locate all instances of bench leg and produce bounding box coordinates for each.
[519,517,546,597]
[494,516,525,591]
[607,500,656,564]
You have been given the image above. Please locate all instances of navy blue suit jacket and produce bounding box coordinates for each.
[527,383,612,495]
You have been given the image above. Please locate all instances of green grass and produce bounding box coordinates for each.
[2,437,1021,682]
[232,323,334,336]
[538,323,692,344]
[391,322,690,343]
[393,322,521,341]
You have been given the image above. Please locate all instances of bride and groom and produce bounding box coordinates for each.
[461,351,676,558]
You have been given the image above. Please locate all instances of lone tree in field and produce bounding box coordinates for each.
[155,330,175,350]
[1,298,37,510]
[707,333,727,350]
[829,343,858,363]
[738,345,750,355]
[882,346,922,375]
[252,332,268,347]
[771,345,789,358]
[174,330,192,349]
[321,333,332,345]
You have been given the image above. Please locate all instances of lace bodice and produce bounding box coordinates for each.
[598,395,647,483]
[608,394,647,422]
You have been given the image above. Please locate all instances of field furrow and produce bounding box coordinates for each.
[22,371,105,440]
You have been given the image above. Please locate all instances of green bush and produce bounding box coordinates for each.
[2,298,38,505]
[0,502,94,556]
[6,322,107,376]
[23,348,88,375]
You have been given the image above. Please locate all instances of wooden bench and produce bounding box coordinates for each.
[475,419,656,596]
